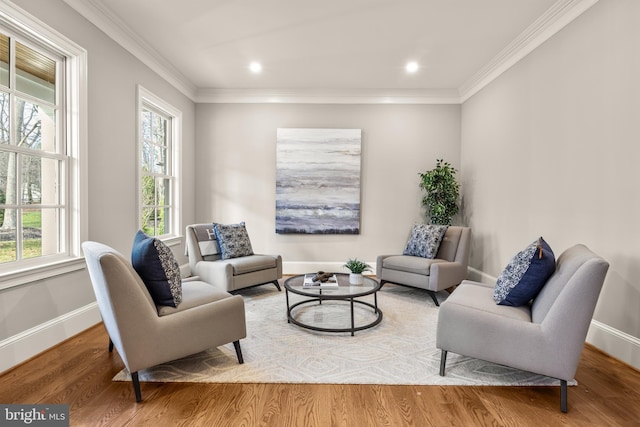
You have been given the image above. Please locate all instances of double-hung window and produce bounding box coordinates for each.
[137,86,181,241]
[0,4,86,287]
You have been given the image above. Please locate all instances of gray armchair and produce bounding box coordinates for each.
[185,223,282,292]
[436,244,609,412]
[82,241,247,402]
[377,226,471,306]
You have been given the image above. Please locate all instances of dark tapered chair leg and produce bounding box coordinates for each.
[233,340,244,364]
[379,280,388,288]
[429,291,440,307]
[272,280,281,291]
[439,350,448,376]
[560,380,568,413]
[108,339,114,352]
[131,372,142,402]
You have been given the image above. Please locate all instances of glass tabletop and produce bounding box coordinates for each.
[284,273,380,298]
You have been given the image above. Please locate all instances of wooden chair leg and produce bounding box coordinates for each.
[233,340,244,364]
[439,350,448,376]
[271,280,282,291]
[132,372,142,402]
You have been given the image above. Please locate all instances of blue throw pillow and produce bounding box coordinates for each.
[403,224,448,259]
[131,230,182,307]
[493,237,555,306]
[213,222,254,260]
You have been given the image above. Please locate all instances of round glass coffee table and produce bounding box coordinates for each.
[284,273,382,336]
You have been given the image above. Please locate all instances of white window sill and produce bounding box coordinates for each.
[162,235,183,247]
[0,235,184,291]
[0,257,87,291]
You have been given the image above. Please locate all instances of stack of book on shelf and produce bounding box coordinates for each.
[303,273,339,289]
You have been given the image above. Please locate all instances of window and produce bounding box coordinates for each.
[0,35,62,266]
[0,4,87,287]
[137,86,181,240]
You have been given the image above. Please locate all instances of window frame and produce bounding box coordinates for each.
[136,85,181,245]
[0,3,87,290]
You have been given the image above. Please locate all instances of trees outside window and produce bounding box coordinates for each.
[0,3,86,288]
[138,86,180,239]
[0,33,64,264]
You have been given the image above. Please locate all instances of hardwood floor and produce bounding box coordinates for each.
[1,323,639,426]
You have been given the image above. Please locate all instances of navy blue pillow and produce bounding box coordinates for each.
[131,230,182,307]
[493,237,555,306]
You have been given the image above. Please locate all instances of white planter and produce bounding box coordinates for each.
[349,273,364,285]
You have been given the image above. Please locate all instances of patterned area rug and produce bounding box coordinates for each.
[113,283,571,386]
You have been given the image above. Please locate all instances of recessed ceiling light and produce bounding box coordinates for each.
[249,61,262,73]
[405,61,419,73]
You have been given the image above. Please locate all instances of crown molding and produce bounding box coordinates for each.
[62,0,197,101]
[195,88,462,104]
[458,0,600,102]
[63,0,598,105]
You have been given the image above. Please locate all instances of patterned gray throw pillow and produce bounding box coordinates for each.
[213,222,255,260]
[153,239,182,304]
[493,237,555,306]
[403,224,449,259]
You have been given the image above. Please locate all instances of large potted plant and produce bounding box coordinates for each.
[419,159,460,225]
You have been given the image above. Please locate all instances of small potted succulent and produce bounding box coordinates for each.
[343,258,372,285]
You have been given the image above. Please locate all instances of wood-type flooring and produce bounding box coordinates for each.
[0,323,639,426]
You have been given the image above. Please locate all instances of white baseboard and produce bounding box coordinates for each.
[466,267,497,285]
[587,320,640,371]
[283,261,378,275]
[0,302,101,374]
[188,261,378,277]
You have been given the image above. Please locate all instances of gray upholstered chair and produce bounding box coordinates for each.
[82,241,247,402]
[436,244,609,412]
[185,223,282,292]
[376,226,471,306]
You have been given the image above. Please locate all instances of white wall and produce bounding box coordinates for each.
[0,0,196,372]
[195,103,461,272]
[461,0,640,368]
[4,0,638,375]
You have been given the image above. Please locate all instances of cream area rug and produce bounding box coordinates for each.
[114,282,571,387]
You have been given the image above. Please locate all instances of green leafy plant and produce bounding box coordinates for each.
[343,258,372,274]
[419,159,460,225]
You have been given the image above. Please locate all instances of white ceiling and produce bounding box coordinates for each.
[63,0,596,102]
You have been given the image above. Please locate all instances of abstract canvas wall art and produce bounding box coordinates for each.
[276,128,361,234]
